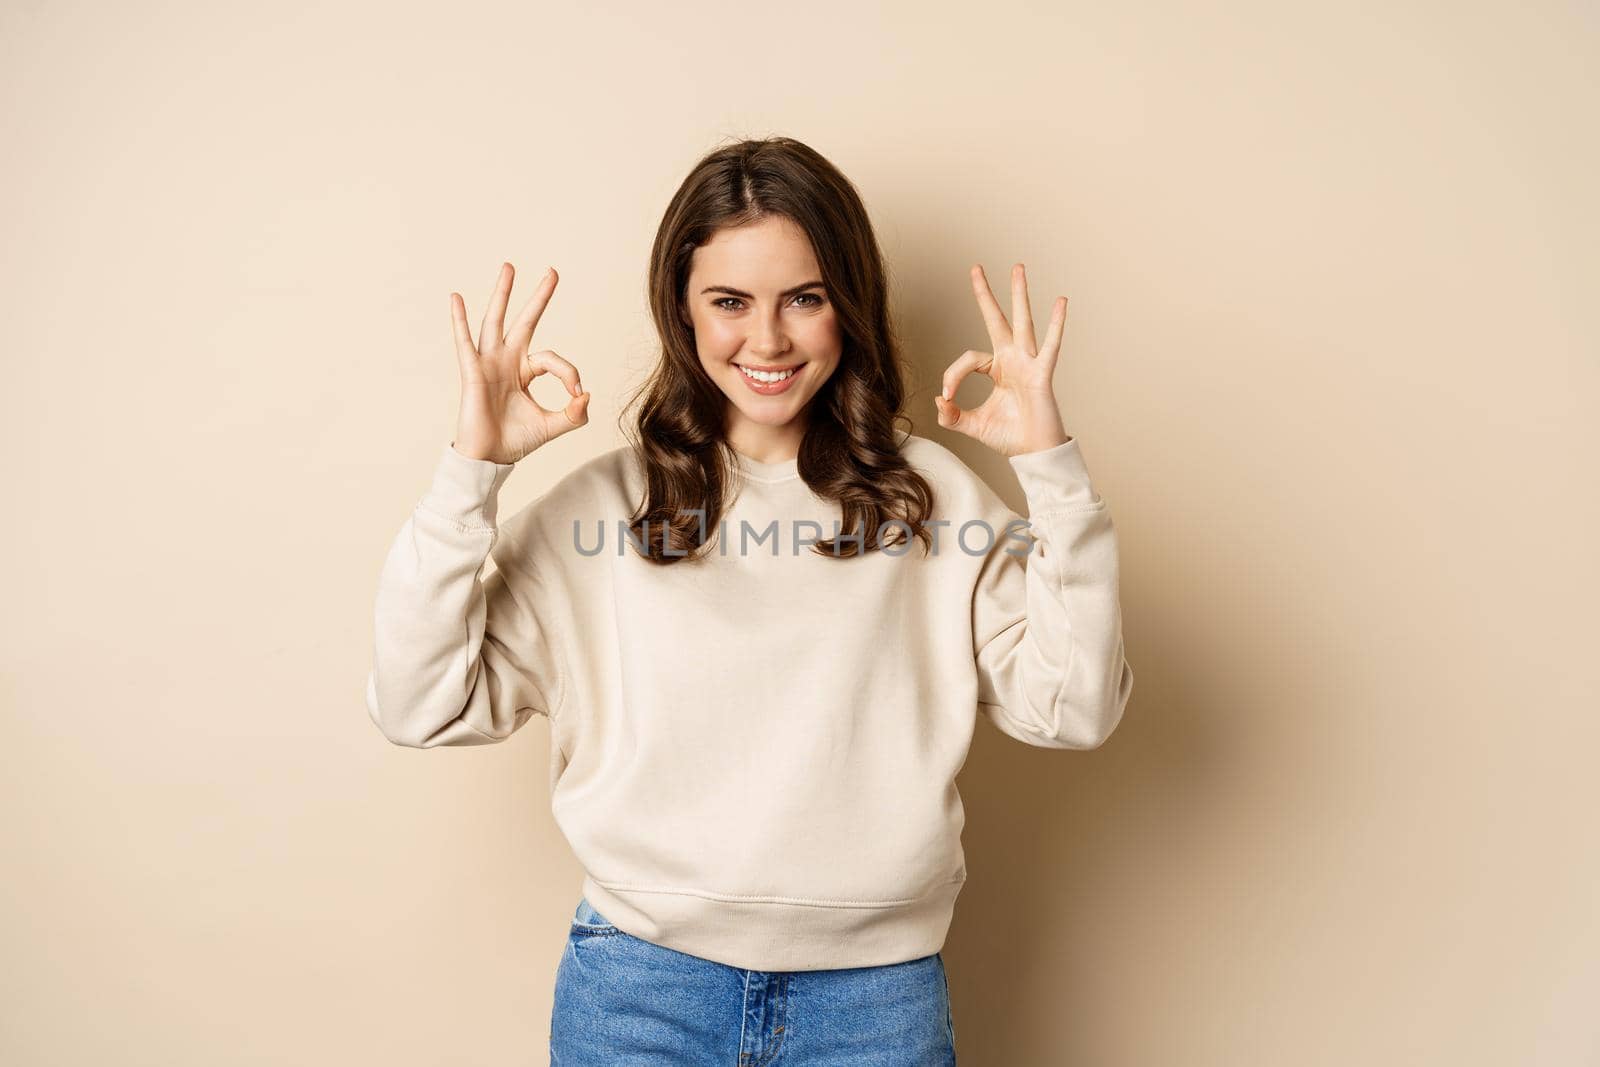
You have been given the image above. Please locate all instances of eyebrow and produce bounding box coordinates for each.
[699,280,826,299]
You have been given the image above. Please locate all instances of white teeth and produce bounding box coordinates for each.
[739,364,796,383]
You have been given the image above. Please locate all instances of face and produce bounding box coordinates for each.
[682,215,843,458]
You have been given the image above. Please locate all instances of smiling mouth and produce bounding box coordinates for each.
[736,362,804,382]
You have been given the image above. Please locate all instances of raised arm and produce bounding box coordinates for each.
[937,261,1133,747]
[365,445,567,747]
[366,260,589,747]
[971,438,1133,749]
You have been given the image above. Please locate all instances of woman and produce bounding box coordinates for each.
[366,136,1134,1064]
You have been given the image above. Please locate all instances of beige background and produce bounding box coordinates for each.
[3,1,1596,1063]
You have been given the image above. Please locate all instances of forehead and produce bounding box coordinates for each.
[689,216,820,285]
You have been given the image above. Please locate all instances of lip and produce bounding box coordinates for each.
[734,361,805,396]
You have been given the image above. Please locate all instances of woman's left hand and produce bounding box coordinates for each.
[934,263,1073,457]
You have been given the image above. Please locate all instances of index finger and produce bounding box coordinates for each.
[969,264,1013,349]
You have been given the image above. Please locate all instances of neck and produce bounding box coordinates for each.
[726,413,806,465]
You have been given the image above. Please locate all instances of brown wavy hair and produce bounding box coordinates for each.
[618,136,935,564]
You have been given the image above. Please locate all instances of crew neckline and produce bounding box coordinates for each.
[730,448,800,483]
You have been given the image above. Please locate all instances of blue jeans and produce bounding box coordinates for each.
[551,897,958,1065]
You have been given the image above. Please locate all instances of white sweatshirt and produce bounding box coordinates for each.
[366,431,1133,971]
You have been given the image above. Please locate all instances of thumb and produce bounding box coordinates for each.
[933,394,963,432]
[561,390,592,430]
[538,390,591,443]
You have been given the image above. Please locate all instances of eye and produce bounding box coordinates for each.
[710,292,825,312]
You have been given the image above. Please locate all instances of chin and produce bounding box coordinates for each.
[730,400,805,425]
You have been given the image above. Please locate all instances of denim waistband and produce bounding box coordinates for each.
[574,896,612,926]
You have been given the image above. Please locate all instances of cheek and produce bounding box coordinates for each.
[789,307,833,340]
[695,317,742,355]
[803,313,843,358]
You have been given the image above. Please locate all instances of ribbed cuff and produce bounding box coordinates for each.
[1007,437,1101,513]
[417,443,516,529]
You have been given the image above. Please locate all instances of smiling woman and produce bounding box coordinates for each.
[622,136,940,563]
[366,134,1133,1066]
[687,218,840,420]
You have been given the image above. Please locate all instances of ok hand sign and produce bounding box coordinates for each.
[450,262,591,465]
[933,263,1072,457]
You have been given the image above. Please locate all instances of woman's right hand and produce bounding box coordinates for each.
[449,262,590,465]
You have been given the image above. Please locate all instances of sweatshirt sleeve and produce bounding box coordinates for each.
[970,437,1134,749]
[365,443,567,748]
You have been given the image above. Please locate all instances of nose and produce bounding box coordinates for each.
[747,309,791,357]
